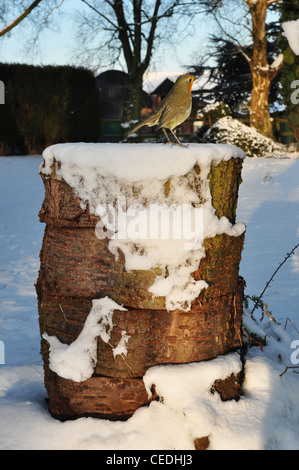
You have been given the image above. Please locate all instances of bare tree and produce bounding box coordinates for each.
[76,0,211,133]
[245,0,282,139]
[202,0,283,139]
[0,0,66,51]
[0,0,43,38]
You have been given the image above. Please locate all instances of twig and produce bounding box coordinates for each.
[250,243,299,317]
[245,294,274,323]
[280,366,299,377]
[242,327,267,351]
[284,318,299,336]
[58,303,68,323]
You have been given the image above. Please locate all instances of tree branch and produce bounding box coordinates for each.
[111,0,134,70]
[280,366,299,377]
[81,0,118,30]
[133,0,142,69]
[142,0,162,71]
[210,8,252,64]
[0,0,43,38]
[33,0,65,40]
[250,243,299,317]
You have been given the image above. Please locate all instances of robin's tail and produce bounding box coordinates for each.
[128,114,159,135]
[128,120,146,135]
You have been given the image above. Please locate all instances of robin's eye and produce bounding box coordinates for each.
[189,78,192,82]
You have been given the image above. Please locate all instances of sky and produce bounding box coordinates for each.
[0,0,216,90]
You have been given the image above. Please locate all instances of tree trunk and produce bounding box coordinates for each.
[113,1,163,140]
[247,0,276,139]
[122,71,143,141]
[36,143,245,422]
[250,67,274,139]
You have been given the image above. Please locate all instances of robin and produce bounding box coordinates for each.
[128,73,195,147]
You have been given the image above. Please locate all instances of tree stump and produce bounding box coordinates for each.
[36,143,246,422]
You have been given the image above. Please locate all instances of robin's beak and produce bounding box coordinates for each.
[188,77,194,94]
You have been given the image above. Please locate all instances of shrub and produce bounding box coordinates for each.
[197,115,287,158]
[0,63,101,155]
[279,0,299,146]
[198,101,231,127]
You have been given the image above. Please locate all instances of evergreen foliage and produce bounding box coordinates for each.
[195,102,287,158]
[0,63,101,154]
[279,0,299,144]
[192,24,282,116]
[203,38,253,115]
[198,101,231,127]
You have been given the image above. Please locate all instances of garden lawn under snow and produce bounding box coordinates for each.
[0,148,299,450]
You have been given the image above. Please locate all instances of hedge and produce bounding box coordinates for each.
[0,63,101,155]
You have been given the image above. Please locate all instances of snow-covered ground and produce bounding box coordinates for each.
[0,150,299,450]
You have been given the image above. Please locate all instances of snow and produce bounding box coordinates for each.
[1,148,299,450]
[270,53,284,70]
[204,115,291,158]
[42,143,245,312]
[143,72,179,94]
[41,142,245,185]
[282,20,299,56]
[44,297,128,382]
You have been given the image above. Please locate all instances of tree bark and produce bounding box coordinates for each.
[250,67,274,140]
[122,71,144,140]
[37,148,245,421]
[246,0,281,139]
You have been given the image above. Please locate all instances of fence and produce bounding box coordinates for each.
[100,117,297,145]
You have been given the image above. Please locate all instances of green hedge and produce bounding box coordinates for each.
[0,63,101,155]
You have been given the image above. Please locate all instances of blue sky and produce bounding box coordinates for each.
[0,0,215,79]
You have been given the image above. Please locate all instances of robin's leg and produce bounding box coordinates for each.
[162,128,172,145]
[169,129,189,148]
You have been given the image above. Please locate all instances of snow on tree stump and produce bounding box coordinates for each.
[36,143,246,422]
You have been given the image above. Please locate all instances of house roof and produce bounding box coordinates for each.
[151,78,174,98]
[96,70,128,88]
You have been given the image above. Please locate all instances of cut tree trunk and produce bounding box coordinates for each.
[36,145,245,422]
